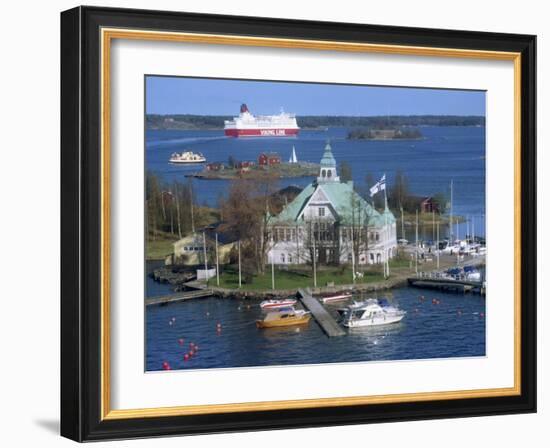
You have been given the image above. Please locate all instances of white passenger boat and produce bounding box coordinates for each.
[169,151,206,164]
[338,299,405,328]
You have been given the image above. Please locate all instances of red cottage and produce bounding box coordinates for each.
[258,152,281,166]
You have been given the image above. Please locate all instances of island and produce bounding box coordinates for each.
[347,126,423,140]
[187,161,319,180]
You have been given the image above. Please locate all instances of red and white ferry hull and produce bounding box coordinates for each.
[224,128,299,137]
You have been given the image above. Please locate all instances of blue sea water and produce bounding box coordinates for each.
[145,284,486,371]
[145,126,486,371]
[146,126,486,239]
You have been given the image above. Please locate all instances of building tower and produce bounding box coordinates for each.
[317,141,340,183]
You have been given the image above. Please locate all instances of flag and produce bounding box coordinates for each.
[369,174,386,197]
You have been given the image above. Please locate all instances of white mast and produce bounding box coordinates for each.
[415,209,419,274]
[400,205,405,240]
[449,179,453,242]
[436,221,440,269]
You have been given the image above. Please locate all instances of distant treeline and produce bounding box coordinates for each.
[146,114,485,130]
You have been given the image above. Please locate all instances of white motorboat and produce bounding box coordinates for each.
[260,298,297,310]
[169,151,206,164]
[320,292,352,304]
[338,298,405,328]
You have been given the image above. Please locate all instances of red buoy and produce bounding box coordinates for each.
[162,361,171,370]
[178,338,184,346]
[480,312,485,318]
[183,354,189,361]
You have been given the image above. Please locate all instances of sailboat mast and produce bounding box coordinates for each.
[449,180,453,242]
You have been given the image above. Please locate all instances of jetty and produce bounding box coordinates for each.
[407,275,484,295]
[298,288,346,337]
[145,288,214,306]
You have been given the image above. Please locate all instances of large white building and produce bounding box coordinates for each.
[267,142,397,266]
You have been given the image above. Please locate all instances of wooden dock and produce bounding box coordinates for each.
[298,288,346,337]
[145,289,214,306]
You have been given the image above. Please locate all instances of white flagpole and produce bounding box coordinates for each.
[215,233,219,286]
[202,231,208,273]
[271,244,275,290]
[238,240,242,289]
[312,223,317,288]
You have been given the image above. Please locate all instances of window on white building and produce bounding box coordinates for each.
[281,253,285,263]
[319,207,325,217]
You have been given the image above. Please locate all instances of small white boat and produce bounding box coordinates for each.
[169,151,206,164]
[339,299,405,328]
[260,298,297,310]
[320,292,352,304]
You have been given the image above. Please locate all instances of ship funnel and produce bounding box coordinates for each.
[240,103,249,113]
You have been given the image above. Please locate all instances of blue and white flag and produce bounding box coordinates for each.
[369,174,386,197]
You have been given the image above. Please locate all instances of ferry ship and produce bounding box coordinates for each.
[224,104,300,137]
[169,151,206,164]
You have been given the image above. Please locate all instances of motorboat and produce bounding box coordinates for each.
[338,298,405,328]
[320,292,353,304]
[464,265,482,281]
[169,151,206,164]
[256,307,311,328]
[260,298,297,310]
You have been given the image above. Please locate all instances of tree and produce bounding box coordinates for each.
[389,170,410,210]
[339,161,353,182]
[220,174,279,275]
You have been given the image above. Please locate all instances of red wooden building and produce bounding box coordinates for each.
[258,152,281,166]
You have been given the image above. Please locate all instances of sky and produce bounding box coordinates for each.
[145,76,485,116]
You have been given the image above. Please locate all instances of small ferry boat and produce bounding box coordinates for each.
[256,307,311,328]
[169,151,206,164]
[260,298,297,310]
[320,292,353,304]
[338,298,405,328]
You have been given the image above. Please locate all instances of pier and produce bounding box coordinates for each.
[298,288,346,337]
[407,275,483,295]
[146,288,214,306]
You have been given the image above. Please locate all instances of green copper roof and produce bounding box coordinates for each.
[320,142,337,168]
[270,180,395,227]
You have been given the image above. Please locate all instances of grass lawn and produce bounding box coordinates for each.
[215,265,386,291]
[146,233,178,260]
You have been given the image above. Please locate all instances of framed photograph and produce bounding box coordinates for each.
[61,6,536,441]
